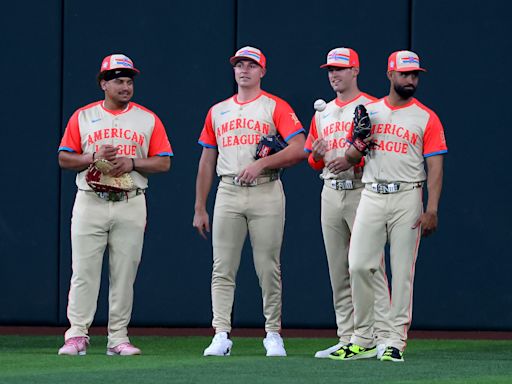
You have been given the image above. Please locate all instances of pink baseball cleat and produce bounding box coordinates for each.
[58,336,89,356]
[106,342,141,356]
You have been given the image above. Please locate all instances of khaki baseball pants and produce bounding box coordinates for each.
[211,180,285,333]
[64,190,146,348]
[321,185,391,345]
[349,187,423,351]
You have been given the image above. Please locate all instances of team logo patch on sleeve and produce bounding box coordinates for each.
[290,113,300,125]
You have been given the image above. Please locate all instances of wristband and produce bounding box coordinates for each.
[352,137,368,154]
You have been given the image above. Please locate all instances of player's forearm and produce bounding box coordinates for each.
[425,155,444,213]
[194,150,217,211]
[195,170,214,212]
[132,156,171,174]
[58,151,93,171]
[345,145,364,165]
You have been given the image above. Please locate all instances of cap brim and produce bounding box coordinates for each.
[229,55,262,67]
[320,63,354,69]
[101,67,140,74]
[392,67,427,73]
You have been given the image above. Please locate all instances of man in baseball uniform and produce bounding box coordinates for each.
[305,48,391,359]
[330,50,447,362]
[57,54,173,356]
[193,46,306,357]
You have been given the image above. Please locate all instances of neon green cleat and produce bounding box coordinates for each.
[328,343,377,361]
[380,346,404,362]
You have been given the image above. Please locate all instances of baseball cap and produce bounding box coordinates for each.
[100,54,140,74]
[387,50,426,72]
[320,47,359,68]
[229,46,266,69]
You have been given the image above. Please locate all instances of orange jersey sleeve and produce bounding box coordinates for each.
[423,111,448,157]
[59,109,83,153]
[305,116,325,170]
[304,116,318,152]
[270,96,304,141]
[148,114,173,157]
[198,108,217,148]
[308,153,325,170]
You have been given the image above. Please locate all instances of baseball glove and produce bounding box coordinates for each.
[255,134,287,159]
[85,159,135,193]
[351,104,374,154]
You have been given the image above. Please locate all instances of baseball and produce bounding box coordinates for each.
[314,99,327,112]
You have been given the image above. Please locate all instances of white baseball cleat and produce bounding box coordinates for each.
[377,343,387,359]
[263,332,287,357]
[203,332,233,356]
[314,342,344,358]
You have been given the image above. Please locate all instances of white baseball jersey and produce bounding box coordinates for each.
[198,91,304,176]
[59,101,173,189]
[305,93,377,180]
[355,97,447,183]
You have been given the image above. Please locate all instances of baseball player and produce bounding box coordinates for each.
[57,54,173,356]
[193,46,306,357]
[305,48,391,359]
[330,50,447,362]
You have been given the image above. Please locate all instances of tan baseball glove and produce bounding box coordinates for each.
[85,159,135,193]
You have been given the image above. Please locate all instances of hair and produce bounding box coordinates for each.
[96,69,137,88]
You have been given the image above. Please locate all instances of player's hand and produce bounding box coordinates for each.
[311,138,327,162]
[413,211,438,237]
[363,135,374,144]
[326,157,351,175]
[193,209,210,239]
[109,157,133,177]
[237,160,265,184]
[96,145,118,161]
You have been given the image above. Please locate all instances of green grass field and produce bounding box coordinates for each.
[1,336,512,383]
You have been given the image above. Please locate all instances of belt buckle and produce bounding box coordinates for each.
[232,177,256,187]
[108,191,124,201]
[331,180,353,190]
[372,183,399,194]
[338,180,353,190]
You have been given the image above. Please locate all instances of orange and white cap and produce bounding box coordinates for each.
[320,47,359,68]
[229,46,266,69]
[387,50,426,72]
[100,54,140,74]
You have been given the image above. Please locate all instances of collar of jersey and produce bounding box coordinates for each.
[101,101,133,115]
[383,96,417,111]
[334,92,364,108]
[233,92,263,105]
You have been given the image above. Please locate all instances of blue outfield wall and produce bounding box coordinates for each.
[0,0,510,330]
